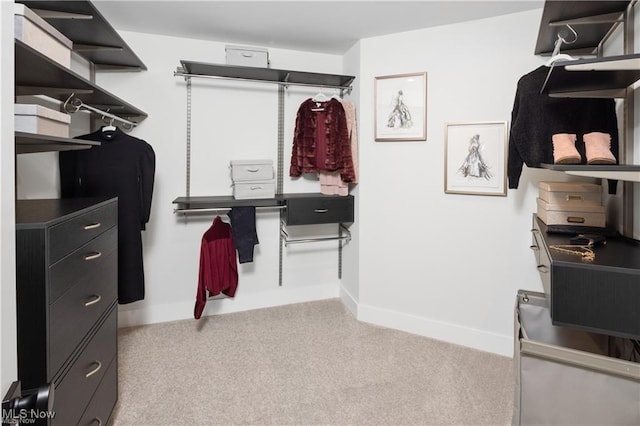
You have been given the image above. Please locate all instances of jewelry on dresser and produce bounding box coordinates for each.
[549,244,595,262]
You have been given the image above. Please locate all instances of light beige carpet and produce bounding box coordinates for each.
[111,299,514,425]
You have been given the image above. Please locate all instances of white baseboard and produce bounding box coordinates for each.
[339,285,358,317]
[118,283,340,328]
[357,303,513,357]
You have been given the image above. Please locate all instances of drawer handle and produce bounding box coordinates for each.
[566,216,585,224]
[537,265,549,273]
[84,252,102,261]
[246,168,259,172]
[84,294,102,307]
[530,244,539,251]
[83,222,102,230]
[566,195,583,202]
[314,209,329,213]
[85,361,102,378]
[250,186,263,190]
[90,418,103,426]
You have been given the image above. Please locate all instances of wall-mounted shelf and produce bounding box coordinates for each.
[541,163,640,182]
[15,131,99,154]
[535,1,631,56]
[177,60,355,90]
[173,195,286,214]
[541,54,640,97]
[17,0,147,71]
[15,40,147,122]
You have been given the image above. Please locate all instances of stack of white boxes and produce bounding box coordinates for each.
[536,181,606,228]
[230,160,275,200]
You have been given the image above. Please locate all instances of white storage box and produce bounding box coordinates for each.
[15,104,71,138]
[230,160,274,182]
[233,180,275,200]
[536,197,606,227]
[538,181,602,205]
[14,3,73,69]
[225,45,269,67]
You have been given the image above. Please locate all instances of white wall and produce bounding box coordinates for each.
[355,9,588,356]
[1,0,17,394]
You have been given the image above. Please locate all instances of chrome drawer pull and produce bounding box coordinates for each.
[314,208,329,213]
[246,168,259,172]
[90,418,103,426]
[84,252,102,261]
[84,294,102,307]
[537,265,549,273]
[85,361,102,378]
[83,222,102,230]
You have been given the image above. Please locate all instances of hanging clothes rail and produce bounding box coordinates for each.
[280,224,351,247]
[63,93,138,129]
[174,205,286,215]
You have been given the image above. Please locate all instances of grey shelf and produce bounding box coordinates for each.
[178,60,355,89]
[15,132,100,154]
[535,1,631,56]
[541,163,640,182]
[17,0,146,71]
[15,40,147,122]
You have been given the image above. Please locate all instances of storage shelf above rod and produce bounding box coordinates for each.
[175,60,355,90]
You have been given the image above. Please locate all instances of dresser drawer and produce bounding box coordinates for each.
[52,306,117,426]
[48,201,117,264]
[78,356,117,426]
[49,228,117,377]
[284,195,354,225]
[49,226,117,304]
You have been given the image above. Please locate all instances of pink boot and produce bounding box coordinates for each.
[552,133,581,164]
[584,132,616,165]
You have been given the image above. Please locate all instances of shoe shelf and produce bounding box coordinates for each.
[540,164,640,182]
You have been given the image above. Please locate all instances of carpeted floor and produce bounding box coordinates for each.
[111,299,514,425]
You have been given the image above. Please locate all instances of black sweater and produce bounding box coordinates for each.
[508,65,619,190]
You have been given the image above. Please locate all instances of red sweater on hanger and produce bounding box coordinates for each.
[194,216,238,319]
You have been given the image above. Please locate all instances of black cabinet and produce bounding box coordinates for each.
[531,214,640,339]
[16,197,119,425]
[282,194,354,225]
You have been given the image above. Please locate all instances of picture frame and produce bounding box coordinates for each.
[444,121,508,196]
[374,72,427,141]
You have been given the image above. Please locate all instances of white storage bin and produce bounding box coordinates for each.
[536,197,606,227]
[15,104,71,138]
[538,181,602,205]
[14,3,73,69]
[225,45,269,67]
[233,180,275,200]
[230,160,274,182]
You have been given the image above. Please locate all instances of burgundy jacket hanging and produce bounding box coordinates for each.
[59,127,155,304]
[290,98,356,182]
[194,216,238,320]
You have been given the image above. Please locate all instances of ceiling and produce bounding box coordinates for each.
[93,1,543,55]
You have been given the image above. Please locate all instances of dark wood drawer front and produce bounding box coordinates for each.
[52,307,117,426]
[48,202,117,264]
[284,196,354,225]
[49,233,117,376]
[78,357,117,426]
[49,226,117,304]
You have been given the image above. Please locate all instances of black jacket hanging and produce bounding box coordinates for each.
[59,127,156,304]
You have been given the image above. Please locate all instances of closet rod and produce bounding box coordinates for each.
[173,71,353,92]
[173,205,286,215]
[63,94,138,128]
[280,224,351,247]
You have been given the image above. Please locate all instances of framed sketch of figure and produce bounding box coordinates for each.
[445,121,508,196]
[374,72,427,141]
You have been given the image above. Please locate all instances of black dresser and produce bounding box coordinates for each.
[16,197,119,426]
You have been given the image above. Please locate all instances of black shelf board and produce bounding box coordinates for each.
[17,0,146,71]
[15,40,147,121]
[173,195,286,210]
[541,54,640,95]
[535,1,631,55]
[179,61,355,89]
[15,131,99,154]
[541,163,640,172]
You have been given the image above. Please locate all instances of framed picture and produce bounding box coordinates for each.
[374,72,427,141]
[444,121,508,196]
